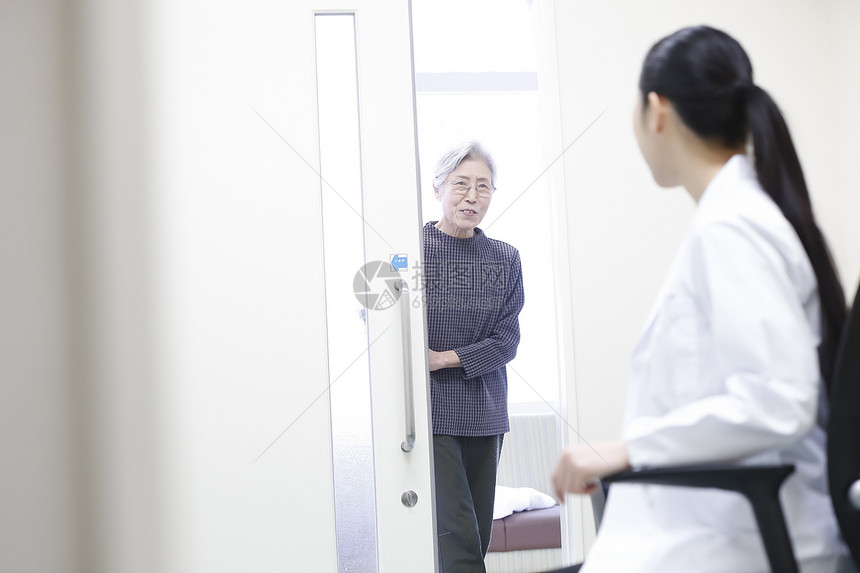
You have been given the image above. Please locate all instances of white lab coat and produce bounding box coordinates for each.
[582,155,849,573]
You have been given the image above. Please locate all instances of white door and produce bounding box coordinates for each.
[151,1,436,571]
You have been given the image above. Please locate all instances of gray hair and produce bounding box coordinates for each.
[432,140,497,191]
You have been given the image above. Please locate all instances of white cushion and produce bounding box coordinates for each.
[493,485,557,520]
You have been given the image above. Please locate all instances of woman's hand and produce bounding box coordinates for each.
[552,440,631,499]
[428,349,462,371]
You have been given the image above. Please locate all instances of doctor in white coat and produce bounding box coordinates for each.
[551,26,853,573]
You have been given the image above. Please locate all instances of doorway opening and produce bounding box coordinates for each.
[412,1,577,570]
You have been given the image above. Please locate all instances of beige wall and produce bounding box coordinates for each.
[552,0,860,545]
[0,2,77,572]
[825,0,860,298]
[1,1,162,572]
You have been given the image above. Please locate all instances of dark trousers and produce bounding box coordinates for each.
[433,434,504,573]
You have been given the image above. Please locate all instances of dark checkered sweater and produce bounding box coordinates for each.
[423,222,524,436]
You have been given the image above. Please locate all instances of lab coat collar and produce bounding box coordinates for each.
[695,153,757,216]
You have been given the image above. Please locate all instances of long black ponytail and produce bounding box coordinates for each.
[640,26,846,391]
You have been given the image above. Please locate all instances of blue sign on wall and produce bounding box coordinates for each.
[390,253,408,272]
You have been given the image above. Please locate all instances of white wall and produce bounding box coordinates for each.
[824,0,860,299]
[552,0,860,551]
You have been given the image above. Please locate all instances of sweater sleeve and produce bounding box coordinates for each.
[625,221,820,466]
[454,251,524,380]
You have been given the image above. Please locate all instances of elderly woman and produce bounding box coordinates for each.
[424,140,525,572]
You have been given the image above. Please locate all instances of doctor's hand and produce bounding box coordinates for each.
[552,440,631,500]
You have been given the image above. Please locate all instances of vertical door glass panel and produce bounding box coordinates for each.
[315,13,378,573]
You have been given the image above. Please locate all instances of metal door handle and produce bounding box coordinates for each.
[850,480,860,510]
[394,279,415,452]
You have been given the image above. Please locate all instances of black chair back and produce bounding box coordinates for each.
[828,281,860,566]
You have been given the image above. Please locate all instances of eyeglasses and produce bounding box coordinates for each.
[445,178,495,198]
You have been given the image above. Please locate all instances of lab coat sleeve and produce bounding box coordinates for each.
[455,251,524,380]
[625,220,820,467]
